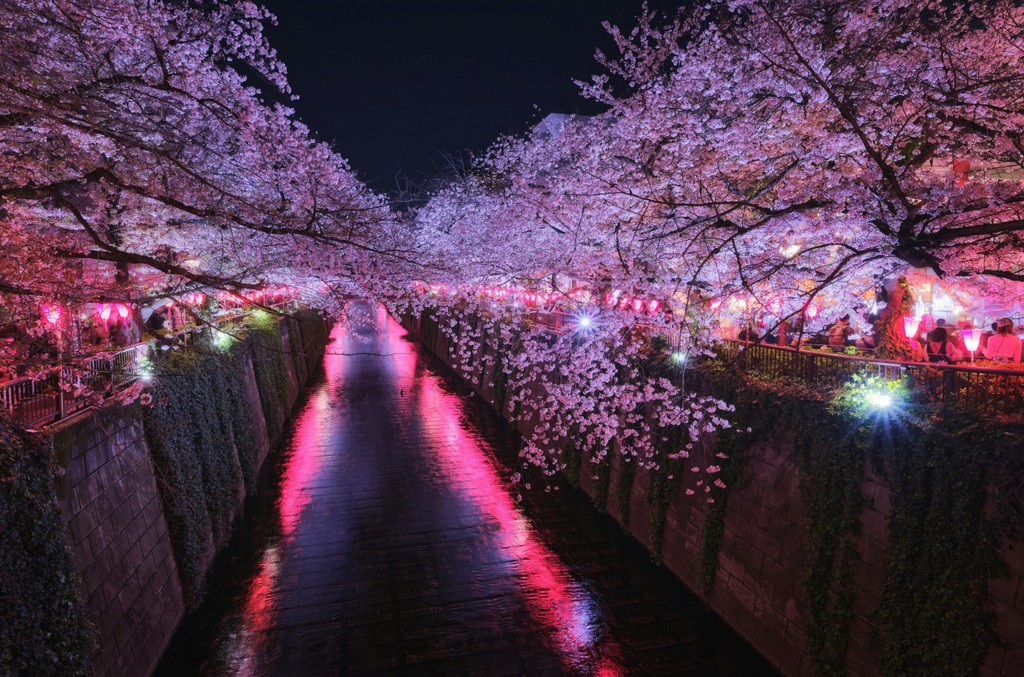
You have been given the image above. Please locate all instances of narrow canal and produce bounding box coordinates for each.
[156,305,777,676]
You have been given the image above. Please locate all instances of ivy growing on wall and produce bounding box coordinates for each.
[143,313,319,609]
[217,341,264,494]
[247,317,293,446]
[873,409,1018,677]
[143,348,245,607]
[0,415,93,676]
[618,455,637,531]
[287,317,309,387]
[798,385,870,677]
[591,453,612,512]
[561,442,582,490]
[294,309,331,378]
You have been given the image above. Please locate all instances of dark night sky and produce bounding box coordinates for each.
[258,1,685,193]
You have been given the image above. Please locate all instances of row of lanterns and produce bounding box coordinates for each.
[417,282,666,316]
[904,315,982,356]
[40,292,212,326]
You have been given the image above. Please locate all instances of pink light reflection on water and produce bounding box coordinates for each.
[222,324,348,673]
[389,315,624,675]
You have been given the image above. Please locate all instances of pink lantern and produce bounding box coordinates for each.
[962,329,980,352]
[41,304,61,325]
[806,304,819,319]
[903,316,922,340]
[116,303,130,319]
[98,303,113,321]
[648,300,660,313]
[633,299,644,313]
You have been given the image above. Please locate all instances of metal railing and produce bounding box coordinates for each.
[1,299,297,429]
[513,307,1024,415]
[721,340,1024,415]
[0,343,148,428]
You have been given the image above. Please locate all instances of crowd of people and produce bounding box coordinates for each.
[0,297,211,383]
[734,313,1023,366]
[917,318,1022,365]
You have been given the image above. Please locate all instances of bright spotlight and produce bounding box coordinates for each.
[866,392,892,408]
[575,311,596,332]
[214,331,235,352]
[671,351,688,365]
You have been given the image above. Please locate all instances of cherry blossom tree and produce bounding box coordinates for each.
[409,0,1024,491]
[566,0,1024,323]
[0,0,407,321]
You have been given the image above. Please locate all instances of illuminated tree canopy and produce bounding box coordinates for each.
[0,0,403,310]
[417,0,1024,330]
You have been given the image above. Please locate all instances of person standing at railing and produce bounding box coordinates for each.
[828,315,852,349]
[979,322,998,352]
[736,324,759,342]
[145,307,167,333]
[924,327,964,364]
[983,318,1022,363]
[935,319,966,355]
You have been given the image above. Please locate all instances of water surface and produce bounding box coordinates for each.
[157,305,776,676]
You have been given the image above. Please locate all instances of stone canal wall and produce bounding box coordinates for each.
[51,405,184,677]
[401,310,1024,677]
[42,312,332,677]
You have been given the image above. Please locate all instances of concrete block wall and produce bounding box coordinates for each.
[278,320,301,409]
[402,310,1024,677]
[46,313,331,677]
[51,405,184,677]
[238,341,273,471]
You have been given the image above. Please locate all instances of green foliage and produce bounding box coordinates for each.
[143,312,322,609]
[0,416,93,676]
[561,442,581,489]
[797,408,864,676]
[220,342,263,494]
[698,366,865,675]
[248,320,292,445]
[873,411,1017,677]
[293,309,331,379]
[591,453,612,512]
[645,454,677,561]
[143,347,247,608]
[287,317,309,386]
